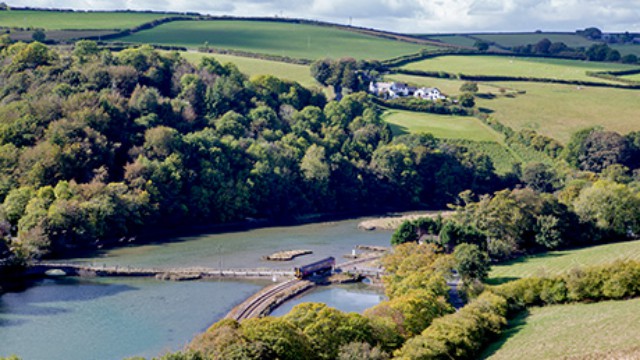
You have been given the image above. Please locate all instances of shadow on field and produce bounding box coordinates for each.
[485,276,519,286]
[479,310,530,359]
[487,252,565,285]
[478,107,495,114]
[387,122,410,136]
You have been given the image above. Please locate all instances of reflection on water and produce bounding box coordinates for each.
[271,284,385,317]
[0,277,265,360]
[70,218,392,270]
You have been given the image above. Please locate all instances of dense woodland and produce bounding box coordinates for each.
[0,41,503,267]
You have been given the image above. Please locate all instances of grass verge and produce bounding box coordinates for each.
[488,239,640,284]
[482,298,640,360]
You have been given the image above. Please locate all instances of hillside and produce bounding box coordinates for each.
[115,20,434,60]
[489,240,640,284]
[423,31,640,57]
[483,299,640,359]
[474,81,640,143]
[180,51,316,87]
[401,55,637,84]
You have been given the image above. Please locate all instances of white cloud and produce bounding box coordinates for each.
[8,0,640,32]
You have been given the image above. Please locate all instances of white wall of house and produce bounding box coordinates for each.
[369,81,446,101]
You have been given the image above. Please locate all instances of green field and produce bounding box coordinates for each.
[180,51,316,88]
[443,139,518,174]
[423,35,477,48]
[473,33,597,48]
[383,110,503,142]
[402,55,638,83]
[386,71,640,144]
[483,299,640,360]
[0,10,171,30]
[611,44,640,57]
[489,239,640,283]
[117,20,431,60]
[621,73,640,81]
[475,81,640,143]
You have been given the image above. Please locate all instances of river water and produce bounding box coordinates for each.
[70,218,392,269]
[0,217,392,360]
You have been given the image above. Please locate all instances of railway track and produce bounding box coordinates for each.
[229,279,311,321]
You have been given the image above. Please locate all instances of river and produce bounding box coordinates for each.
[0,217,391,360]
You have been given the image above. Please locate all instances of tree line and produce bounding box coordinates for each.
[392,125,640,269]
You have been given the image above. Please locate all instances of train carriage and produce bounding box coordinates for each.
[294,256,335,278]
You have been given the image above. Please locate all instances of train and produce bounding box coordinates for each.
[294,256,335,279]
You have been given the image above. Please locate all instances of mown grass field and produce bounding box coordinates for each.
[489,239,640,283]
[401,55,638,83]
[475,81,640,143]
[180,51,317,88]
[118,20,431,60]
[0,10,171,30]
[383,110,502,142]
[482,298,640,360]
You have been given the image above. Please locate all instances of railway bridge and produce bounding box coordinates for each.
[226,255,386,321]
[30,255,387,322]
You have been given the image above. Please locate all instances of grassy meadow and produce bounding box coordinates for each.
[383,110,502,142]
[180,51,317,88]
[621,72,640,81]
[401,55,638,83]
[488,239,640,283]
[117,20,432,60]
[475,81,640,143]
[382,110,524,174]
[0,10,171,30]
[443,139,518,174]
[482,299,640,360]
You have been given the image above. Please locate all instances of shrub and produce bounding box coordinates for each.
[394,292,507,359]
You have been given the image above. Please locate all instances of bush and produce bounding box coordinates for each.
[453,243,491,282]
[491,260,640,310]
[394,292,507,359]
[391,220,419,245]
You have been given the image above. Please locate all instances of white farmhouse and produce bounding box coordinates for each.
[369,82,415,99]
[369,81,445,101]
[414,87,446,101]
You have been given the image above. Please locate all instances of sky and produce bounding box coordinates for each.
[9,0,640,33]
